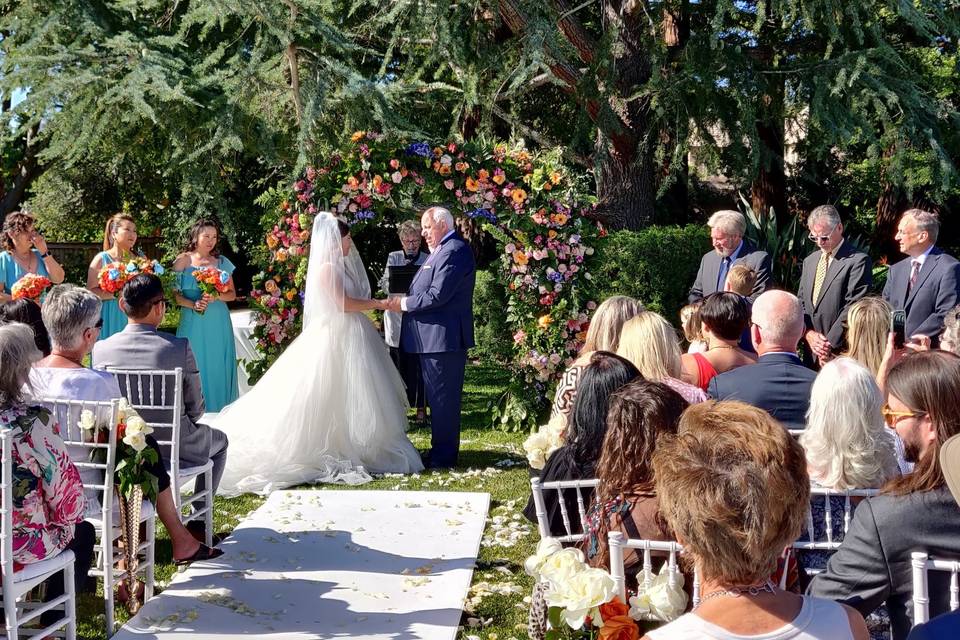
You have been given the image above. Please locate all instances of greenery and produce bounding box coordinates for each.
[74,363,537,640]
[471,269,513,363]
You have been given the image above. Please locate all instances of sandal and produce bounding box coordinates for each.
[174,543,224,567]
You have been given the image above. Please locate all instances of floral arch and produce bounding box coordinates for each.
[247,133,604,431]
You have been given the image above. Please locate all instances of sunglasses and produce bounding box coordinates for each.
[808,225,839,243]
[881,405,926,428]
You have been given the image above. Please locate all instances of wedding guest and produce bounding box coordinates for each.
[29,285,223,568]
[938,305,960,354]
[843,297,892,377]
[617,311,707,404]
[173,218,239,412]
[550,295,644,425]
[645,401,869,640]
[379,219,428,422]
[679,302,707,353]
[0,298,51,356]
[809,350,960,639]
[0,211,65,302]
[0,322,95,626]
[523,351,640,537]
[584,379,688,579]
[688,209,771,303]
[87,213,138,340]
[724,263,757,297]
[679,292,755,390]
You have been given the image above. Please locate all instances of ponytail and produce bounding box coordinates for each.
[103,213,135,251]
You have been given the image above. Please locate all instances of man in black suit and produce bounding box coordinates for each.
[796,205,872,365]
[689,210,772,303]
[882,209,960,343]
[708,290,816,430]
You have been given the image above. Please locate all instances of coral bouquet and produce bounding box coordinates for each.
[11,273,52,302]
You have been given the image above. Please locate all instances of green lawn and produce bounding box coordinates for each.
[77,362,537,640]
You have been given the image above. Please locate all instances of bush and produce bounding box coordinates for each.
[471,269,513,362]
[594,225,711,322]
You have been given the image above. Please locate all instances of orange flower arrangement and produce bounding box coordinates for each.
[11,274,52,302]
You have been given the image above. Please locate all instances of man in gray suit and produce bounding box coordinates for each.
[796,205,872,365]
[92,273,229,525]
[883,209,960,344]
[688,209,772,303]
[809,350,960,639]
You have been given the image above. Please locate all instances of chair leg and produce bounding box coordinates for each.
[204,467,214,548]
[145,517,156,601]
[65,560,77,640]
[103,534,115,637]
[4,590,19,640]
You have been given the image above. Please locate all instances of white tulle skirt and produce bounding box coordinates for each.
[214,311,424,496]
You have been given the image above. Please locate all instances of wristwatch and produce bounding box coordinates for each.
[40,251,51,258]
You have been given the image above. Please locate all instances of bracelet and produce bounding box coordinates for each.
[40,251,51,258]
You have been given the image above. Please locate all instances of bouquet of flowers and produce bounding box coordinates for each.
[190,267,231,314]
[10,273,52,302]
[523,414,567,470]
[97,257,166,296]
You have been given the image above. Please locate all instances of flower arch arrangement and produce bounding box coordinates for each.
[247,132,604,431]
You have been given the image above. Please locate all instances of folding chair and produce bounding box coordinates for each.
[911,552,960,625]
[529,477,599,543]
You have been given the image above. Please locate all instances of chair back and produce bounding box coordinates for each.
[912,552,960,625]
[607,531,700,607]
[106,368,183,478]
[530,477,599,543]
[793,486,879,551]
[0,429,14,591]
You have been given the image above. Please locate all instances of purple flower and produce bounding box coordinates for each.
[548,271,564,283]
[405,142,432,158]
[466,208,498,224]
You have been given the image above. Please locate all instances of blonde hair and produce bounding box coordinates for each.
[844,297,891,376]
[679,303,703,344]
[617,311,682,381]
[801,358,900,490]
[103,213,136,251]
[581,295,645,354]
[653,401,810,584]
[724,264,757,297]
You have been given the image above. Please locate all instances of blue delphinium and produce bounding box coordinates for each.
[405,142,432,158]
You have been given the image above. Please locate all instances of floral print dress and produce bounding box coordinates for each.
[0,403,86,568]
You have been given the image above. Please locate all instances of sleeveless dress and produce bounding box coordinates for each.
[212,258,424,496]
[92,251,128,340]
[175,256,239,412]
[0,249,50,296]
[692,352,719,391]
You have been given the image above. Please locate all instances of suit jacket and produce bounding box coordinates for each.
[688,238,772,303]
[883,247,960,340]
[808,488,960,640]
[91,323,211,465]
[379,249,427,348]
[400,232,476,354]
[908,610,960,640]
[797,241,872,348]
[707,352,816,430]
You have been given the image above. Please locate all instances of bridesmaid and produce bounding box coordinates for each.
[86,213,138,339]
[173,218,239,411]
[0,212,66,302]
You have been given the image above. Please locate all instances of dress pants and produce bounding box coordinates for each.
[420,350,467,467]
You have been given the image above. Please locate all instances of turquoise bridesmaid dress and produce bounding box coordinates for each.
[92,252,128,339]
[175,256,239,412]
[0,249,50,298]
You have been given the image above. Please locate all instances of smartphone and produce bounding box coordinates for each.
[891,309,907,348]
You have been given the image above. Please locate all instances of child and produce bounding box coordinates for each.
[680,302,708,353]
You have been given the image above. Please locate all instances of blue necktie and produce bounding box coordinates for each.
[717,256,731,291]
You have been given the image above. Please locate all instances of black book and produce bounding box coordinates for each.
[386,264,422,294]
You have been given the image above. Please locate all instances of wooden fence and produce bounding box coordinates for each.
[47,238,164,285]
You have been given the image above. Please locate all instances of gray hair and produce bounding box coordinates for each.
[0,323,41,406]
[942,305,960,355]
[752,290,804,345]
[397,219,421,238]
[801,357,900,490]
[808,205,841,229]
[42,284,102,350]
[424,206,455,229]
[707,210,746,236]
[902,208,940,243]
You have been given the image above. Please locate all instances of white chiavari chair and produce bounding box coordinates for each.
[608,531,700,607]
[0,428,78,640]
[911,552,960,625]
[529,477,599,543]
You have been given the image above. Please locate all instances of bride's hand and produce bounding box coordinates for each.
[371,298,386,311]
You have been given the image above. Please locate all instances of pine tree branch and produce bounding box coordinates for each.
[0,124,44,218]
[491,104,592,168]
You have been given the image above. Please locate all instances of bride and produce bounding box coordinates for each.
[214,212,424,496]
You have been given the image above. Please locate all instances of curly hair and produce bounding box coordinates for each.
[2,212,36,252]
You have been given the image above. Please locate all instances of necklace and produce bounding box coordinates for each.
[11,249,36,273]
[696,580,776,606]
[708,343,738,351]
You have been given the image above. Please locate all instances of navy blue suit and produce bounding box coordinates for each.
[882,247,960,341]
[401,231,476,467]
[707,352,816,430]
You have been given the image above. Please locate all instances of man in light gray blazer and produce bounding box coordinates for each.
[808,351,960,639]
[883,209,960,344]
[796,205,872,365]
[92,273,229,513]
[689,210,772,303]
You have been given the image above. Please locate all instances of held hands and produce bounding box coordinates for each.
[382,297,403,313]
[805,330,832,360]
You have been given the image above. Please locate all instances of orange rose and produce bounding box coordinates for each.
[513,251,529,266]
[599,597,630,620]
[438,165,452,176]
[347,176,359,190]
[372,175,383,189]
[599,615,639,640]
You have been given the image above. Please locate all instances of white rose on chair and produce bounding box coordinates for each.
[544,566,617,629]
[524,537,564,578]
[628,564,688,622]
[523,415,566,470]
[78,409,97,431]
[121,415,154,453]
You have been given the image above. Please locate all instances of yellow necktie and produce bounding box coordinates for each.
[812,251,829,304]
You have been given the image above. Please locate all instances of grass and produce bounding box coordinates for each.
[75,361,537,640]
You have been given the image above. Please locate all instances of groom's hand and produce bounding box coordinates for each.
[384,297,403,313]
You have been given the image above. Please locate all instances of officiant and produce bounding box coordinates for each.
[380,220,429,423]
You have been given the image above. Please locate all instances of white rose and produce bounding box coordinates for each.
[543,414,567,446]
[78,410,97,431]
[524,537,563,578]
[628,564,688,622]
[545,566,616,629]
[123,431,148,453]
[117,398,134,420]
[523,430,551,470]
[538,547,586,588]
[124,416,153,437]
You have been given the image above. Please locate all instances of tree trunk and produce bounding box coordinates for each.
[656,0,690,224]
[0,124,44,221]
[594,132,657,229]
[750,14,787,225]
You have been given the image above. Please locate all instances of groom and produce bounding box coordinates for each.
[386,206,476,468]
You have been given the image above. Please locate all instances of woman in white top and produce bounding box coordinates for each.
[645,400,869,640]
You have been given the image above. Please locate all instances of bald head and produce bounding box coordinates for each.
[752,290,804,354]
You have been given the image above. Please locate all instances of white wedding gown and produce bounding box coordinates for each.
[214,214,424,496]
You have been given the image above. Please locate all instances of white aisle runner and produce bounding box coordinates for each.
[114,490,490,639]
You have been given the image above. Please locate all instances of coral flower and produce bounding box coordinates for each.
[492,171,506,185]
[346,176,359,190]
[350,131,366,142]
[512,188,528,204]
[513,251,529,266]
[478,169,489,181]
[550,171,562,185]
[465,177,479,192]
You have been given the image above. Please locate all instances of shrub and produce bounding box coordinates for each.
[471,269,512,362]
[594,225,711,321]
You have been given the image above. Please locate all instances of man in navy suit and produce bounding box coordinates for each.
[387,206,476,468]
[882,209,960,344]
[708,290,816,430]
